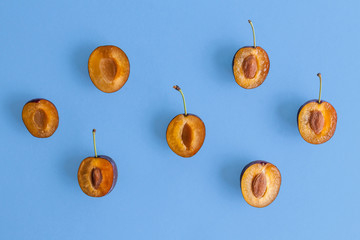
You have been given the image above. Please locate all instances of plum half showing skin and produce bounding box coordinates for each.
[297,74,337,144]
[166,86,206,158]
[77,130,118,197]
[78,155,117,197]
[232,20,270,89]
[88,45,130,93]
[22,98,59,138]
[240,161,281,208]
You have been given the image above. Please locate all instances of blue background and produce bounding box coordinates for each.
[1,0,359,239]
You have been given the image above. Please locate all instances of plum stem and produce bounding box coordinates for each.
[248,20,256,48]
[317,73,322,103]
[92,129,98,158]
[173,85,187,116]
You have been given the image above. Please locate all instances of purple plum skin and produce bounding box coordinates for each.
[98,155,118,195]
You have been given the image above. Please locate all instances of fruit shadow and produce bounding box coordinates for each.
[151,108,176,149]
[71,42,98,85]
[61,148,87,188]
[219,156,253,197]
[212,43,239,81]
[6,92,35,133]
[275,95,305,136]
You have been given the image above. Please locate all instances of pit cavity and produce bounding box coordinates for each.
[33,109,47,129]
[181,123,192,149]
[99,58,117,82]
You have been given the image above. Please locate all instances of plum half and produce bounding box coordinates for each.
[22,98,59,138]
[166,86,206,158]
[297,73,337,144]
[240,161,281,208]
[88,45,130,93]
[78,129,117,197]
[233,20,270,89]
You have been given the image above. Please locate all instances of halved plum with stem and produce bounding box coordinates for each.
[297,73,337,144]
[240,161,281,208]
[22,98,59,138]
[78,129,117,197]
[233,20,270,89]
[88,45,130,93]
[166,86,206,158]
